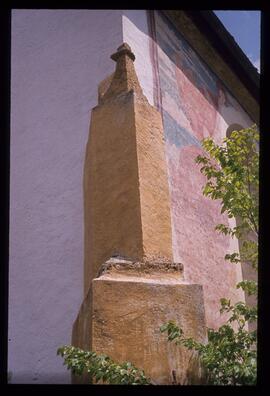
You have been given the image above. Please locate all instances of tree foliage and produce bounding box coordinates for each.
[196,126,258,270]
[57,345,150,385]
[161,126,258,385]
[160,317,256,385]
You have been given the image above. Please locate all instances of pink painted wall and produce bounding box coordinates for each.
[153,11,254,329]
[10,9,122,383]
[123,10,255,329]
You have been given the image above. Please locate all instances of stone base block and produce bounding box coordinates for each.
[72,258,207,384]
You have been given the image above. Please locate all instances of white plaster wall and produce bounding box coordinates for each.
[9,9,122,383]
[122,10,154,106]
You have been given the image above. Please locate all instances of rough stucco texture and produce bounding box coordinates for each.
[84,86,173,294]
[83,91,144,294]
[82,41,173,296]
[9,10,122,383]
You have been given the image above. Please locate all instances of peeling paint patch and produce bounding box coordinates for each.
[163,110,201,148]
[155,12,219,98]
[153,10,248,330]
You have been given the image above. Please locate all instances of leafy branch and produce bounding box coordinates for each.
[57,345,150,385]
[160,314,257,385]
[159,126,258,386]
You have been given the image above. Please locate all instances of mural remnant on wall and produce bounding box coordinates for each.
[151,11,253,329]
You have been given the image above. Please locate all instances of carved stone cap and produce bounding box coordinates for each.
[99,42,144,104]
[97,255,184,279]
[111,43,135,62]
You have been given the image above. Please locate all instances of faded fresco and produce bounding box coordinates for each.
[154,11,253,329]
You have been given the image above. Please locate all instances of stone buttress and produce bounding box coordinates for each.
[72,43,207,384]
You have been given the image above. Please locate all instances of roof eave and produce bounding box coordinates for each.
[163,10,260,124]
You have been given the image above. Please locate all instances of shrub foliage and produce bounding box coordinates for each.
[57,345,150,385]
[161,126,258,385]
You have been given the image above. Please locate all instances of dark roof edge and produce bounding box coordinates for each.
[185,10,260,103]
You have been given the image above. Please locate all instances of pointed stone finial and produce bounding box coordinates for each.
[99,43,144,104]
[111,43,135,62]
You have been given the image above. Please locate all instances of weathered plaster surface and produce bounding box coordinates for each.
[164,11,259,125]
[9,10,122,383]
[82,42,173,295]
[122,10,155,106]
[121,10,254,329]
[153,11,254,328]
